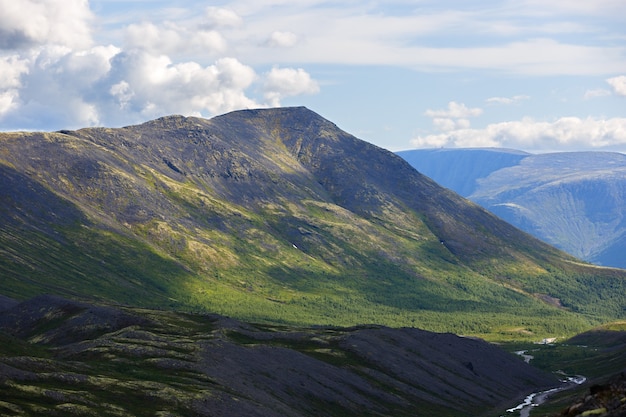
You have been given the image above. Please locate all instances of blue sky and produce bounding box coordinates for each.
[1,0,625,152]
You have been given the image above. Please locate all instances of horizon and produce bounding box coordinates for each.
[1,1,625,154]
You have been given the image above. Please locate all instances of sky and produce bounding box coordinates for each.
[0,0,625,153]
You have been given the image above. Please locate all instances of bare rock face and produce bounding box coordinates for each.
[0,294,557,417]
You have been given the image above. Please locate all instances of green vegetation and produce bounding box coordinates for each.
[1,108,625,344]
[499,324,626,417]
[0,296,557,417]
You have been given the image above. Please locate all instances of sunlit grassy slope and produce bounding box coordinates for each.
[1,107,624,341]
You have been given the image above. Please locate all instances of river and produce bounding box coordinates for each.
[502,351,586,417]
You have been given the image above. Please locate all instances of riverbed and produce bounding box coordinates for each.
[503,375,586,417]
[503,350,586,417]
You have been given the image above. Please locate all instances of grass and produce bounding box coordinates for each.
[2,123,626,343]
[497,323,626,416]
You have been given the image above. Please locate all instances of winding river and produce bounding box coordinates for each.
[503,351,586,417]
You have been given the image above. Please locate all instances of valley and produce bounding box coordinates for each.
[1,107,625,416]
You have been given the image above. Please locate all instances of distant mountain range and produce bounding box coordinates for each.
[1,107,625,340]
[397,148,626,268]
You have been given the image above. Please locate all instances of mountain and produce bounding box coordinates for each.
[1,107,625,339]
[397,148,626,268]
[0,294,558,417]
[397,148,530,196]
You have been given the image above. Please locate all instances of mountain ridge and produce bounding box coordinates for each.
[1,107,625,339]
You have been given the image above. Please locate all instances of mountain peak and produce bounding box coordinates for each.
[1,108,625,338]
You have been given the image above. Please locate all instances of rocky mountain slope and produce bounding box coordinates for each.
[1,107,625,339]
[397,148,626,269]
[0,294,557,417]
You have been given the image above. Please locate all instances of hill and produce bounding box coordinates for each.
[1,107,625,339]
[397,148,626,268]
[0,294,558,417]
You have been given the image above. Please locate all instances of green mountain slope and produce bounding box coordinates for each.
[1,107,625,339]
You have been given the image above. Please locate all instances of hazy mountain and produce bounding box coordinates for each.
[0,294,557,417]
[397,148,530,196]
[397,148,626,268]
[1,107,625,339]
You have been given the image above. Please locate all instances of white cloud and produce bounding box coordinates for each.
[411,117,626,151]
[0,55,25,116]
[105,53,259,120]
[424,101,483,119]
[432,118,471,132]
[607,75,626,96]
[486,95,530,105]
[265,31,299,48]
[0,1,324,130]
[263,67,320,106]
[228,1,626,76]
[0,0,93,49]
[0,54,28,90]
[124,22,227,57]
[204,7,243,28]
[423,102,482,133]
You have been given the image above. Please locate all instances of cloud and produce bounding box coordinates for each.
[424,101,483,119]
[1,45,121,128]
[0,0,93,49]
[265,31,299,48]
[486,95,530,105]
[411,117,626,151]
[124,22,227,57]
[204,7,243,28]
[584,89,612,99]
[0,2,322,130]
[263,67,320,106]
[0,54,28,96]
[423,102,482,133]
[432,118,471,132]
[105,53,260,121]
[607,75,626,96]
[229,2,626,76]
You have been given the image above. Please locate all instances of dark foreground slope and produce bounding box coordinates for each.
[398,148,626,268]
[1,107,625,338]
[0,294,557,417]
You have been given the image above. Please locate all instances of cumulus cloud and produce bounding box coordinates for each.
[0,0,93,49]
[0,55,28,115]
[124,21,227,57]
[432,118,471,132]
[0,1,322,130]
[104,53,259,121]
[607,75,626,96]
[263,67,320,106]
[411,117,626,151]
[423,101,482,134]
